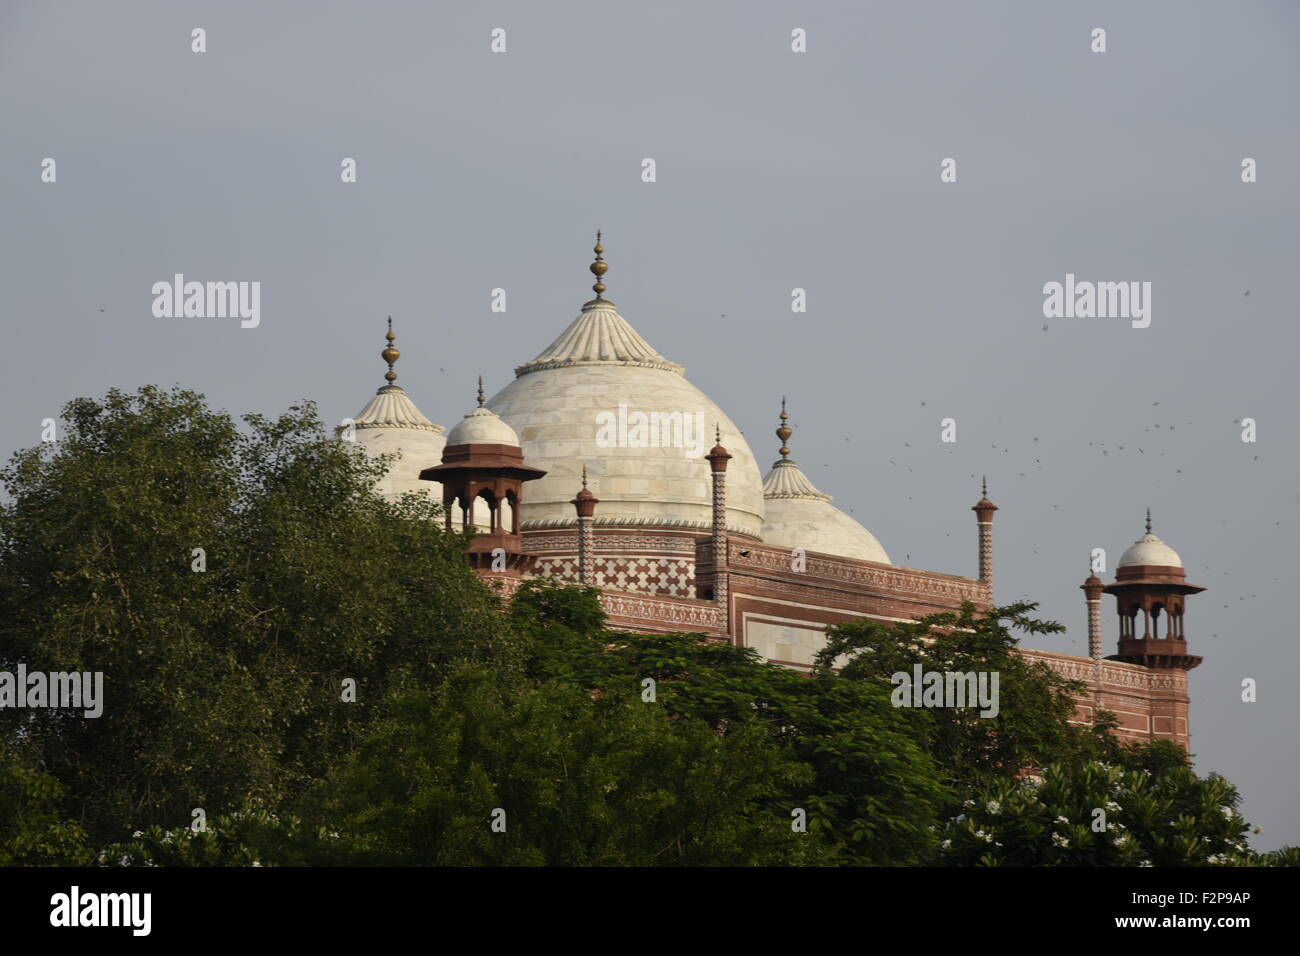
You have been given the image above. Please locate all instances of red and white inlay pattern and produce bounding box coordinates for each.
[978,522,994,593]
[533,555,694,598]
[1087,599,1103,661]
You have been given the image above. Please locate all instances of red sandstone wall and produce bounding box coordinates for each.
[485,538,1189,750]
[1022,649,1190,751]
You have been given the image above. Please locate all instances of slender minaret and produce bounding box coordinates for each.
[706,426,733,636]
[1081,566,1106,707]
[972,477,998,596]
[570,464,599,584]
[1082,569,1105,662]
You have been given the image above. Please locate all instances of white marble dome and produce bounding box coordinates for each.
[487,299,765,536]
[446,404,520,447]
[344,383,445,503]
[760,457,890,564]
[1118,531,1183,569]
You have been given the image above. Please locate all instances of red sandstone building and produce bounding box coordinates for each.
[346,239,1203,750]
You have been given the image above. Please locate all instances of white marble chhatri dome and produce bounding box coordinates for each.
[446,397,521,447]
[759,404,890,564]
[487,240,765,537]
[1118,511,1183,568]
[342,320,445,503]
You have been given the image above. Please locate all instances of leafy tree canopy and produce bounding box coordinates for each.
[0,386,510,842]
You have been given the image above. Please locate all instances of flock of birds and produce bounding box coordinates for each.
[742,397,1278,638]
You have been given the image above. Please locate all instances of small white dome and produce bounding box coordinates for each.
[446,405,520,447]
[760,458,890,564]
[342,383,446,504]
[1118,532,1183,569]
[351,384,441,432]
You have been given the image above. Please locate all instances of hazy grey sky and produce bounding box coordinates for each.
[3,1,1297,849]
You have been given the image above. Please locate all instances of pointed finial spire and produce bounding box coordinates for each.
[776,397,793,459]
[477,375,485,407]
[1146,507,1153,534]
[581,463,588,489]
[707,423,731,467]
[982,475,988,498]
[381,316,400,384]
[588,230,610,302]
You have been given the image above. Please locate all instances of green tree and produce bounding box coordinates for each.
[511,581,950,864]
[0,386,511,843]
[306,669,826,866]
[0,746,92,866]
[935,741,1260,866]
[97,805,342,867]
[817,601,1093,810]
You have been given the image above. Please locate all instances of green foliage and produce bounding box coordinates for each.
[307,669,825,866]
[0,386,512,843]
[511,585,949,864]
[1254,846,1300,866]
[818,601,1092,808]
[98,806,343,867]
[0,748,92,866]
[512,578,610,687]
[935,741,1258,866]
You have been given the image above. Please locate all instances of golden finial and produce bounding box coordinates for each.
[589,230,609,301]
[477,375,485,407]
[776,396,793,459]
[1145,508,1153,534]
[381,316,400,384]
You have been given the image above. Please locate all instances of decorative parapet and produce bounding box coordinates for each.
[700,541,989,605]
[476,570,720,631]
[1021,649,1188,692]
[600,590,724,632]
[477,573,525,601]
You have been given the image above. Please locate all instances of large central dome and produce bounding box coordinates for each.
[487,274,764,538]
